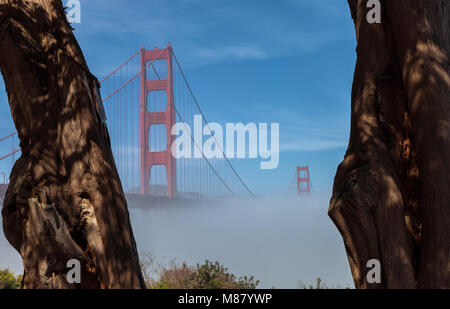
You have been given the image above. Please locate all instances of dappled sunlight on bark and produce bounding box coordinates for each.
[330,0,449,289]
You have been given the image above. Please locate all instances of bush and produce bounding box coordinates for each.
[154,260,259,289]
[0,269,22,289]
[140,252,259,289]
[151,262,196,289]
[194,260,259,289]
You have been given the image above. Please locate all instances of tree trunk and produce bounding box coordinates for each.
[329,0,449,288]
[0,0,145,288]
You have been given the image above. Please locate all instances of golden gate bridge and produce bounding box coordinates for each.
[0,44,254,206]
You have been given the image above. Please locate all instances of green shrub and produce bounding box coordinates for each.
[192,260,259,289]
[140,252,259,289]
[0,269,22,289]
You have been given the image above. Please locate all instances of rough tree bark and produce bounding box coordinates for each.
[329,1,449,288]
[0,0,145,288]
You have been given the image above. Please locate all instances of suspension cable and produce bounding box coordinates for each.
[172,51,254,196]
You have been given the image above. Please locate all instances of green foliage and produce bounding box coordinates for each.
[140,252,259,289]
[139,252,350,289]
[0,269,22,289]
[191,260,259,289]
[151,262,196,289]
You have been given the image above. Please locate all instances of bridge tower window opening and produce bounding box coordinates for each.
[149,165,169,196]
[146,59,167,81]
[148,90,167,113]
[149,124,167,152]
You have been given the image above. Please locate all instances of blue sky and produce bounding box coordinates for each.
[0,0,356,196]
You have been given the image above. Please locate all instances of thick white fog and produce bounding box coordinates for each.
[130,193,353,288]
[0,193,354,288]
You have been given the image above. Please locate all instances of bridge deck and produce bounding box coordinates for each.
[0,185,202,209]
[125,193,203,209]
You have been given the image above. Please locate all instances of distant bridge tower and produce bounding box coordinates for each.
[140,45,176,197]
[297,166,311,195]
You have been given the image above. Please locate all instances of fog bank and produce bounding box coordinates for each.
[0,193,354,288]
[130,193,353,288]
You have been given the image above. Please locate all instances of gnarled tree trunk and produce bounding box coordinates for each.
[0,0,145,288]
[329,0,449,288]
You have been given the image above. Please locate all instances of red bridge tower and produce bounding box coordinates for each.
[140,45,176,197]
[297,166,311,195]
